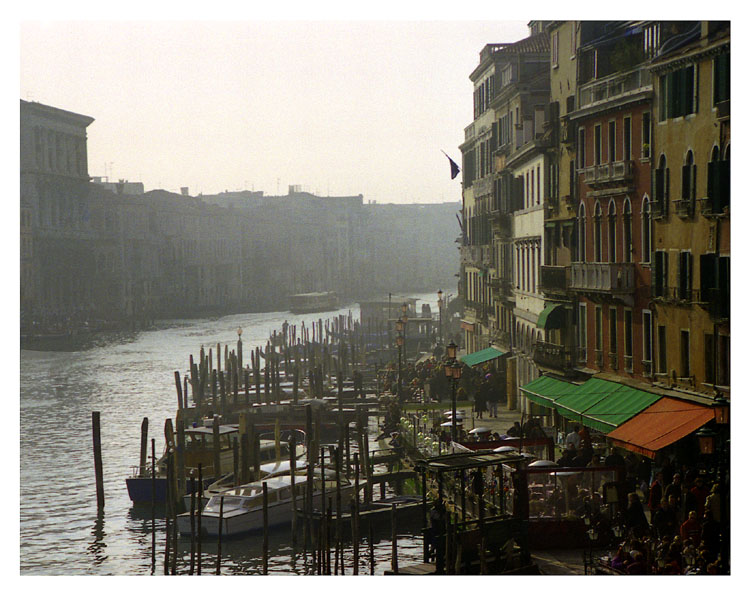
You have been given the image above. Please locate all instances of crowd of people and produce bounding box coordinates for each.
[600,467,726,574]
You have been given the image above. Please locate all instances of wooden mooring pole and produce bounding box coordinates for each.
[92,411,105,512]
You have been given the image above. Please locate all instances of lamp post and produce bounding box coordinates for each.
[401,303,409,362]
[437,289,443,347]
[697,393,730,574]
[395,320,404,402]
[444,341,462,443]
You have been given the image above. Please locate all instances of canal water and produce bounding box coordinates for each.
[20,293,441,575]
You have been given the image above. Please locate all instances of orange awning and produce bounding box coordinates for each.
[606,397,714,459]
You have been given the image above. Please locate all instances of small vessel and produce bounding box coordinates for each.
[177,467,354,537]
[288,291,339,314]
[126,423,300,505]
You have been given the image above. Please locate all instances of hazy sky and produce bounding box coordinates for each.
[20,16,530,203]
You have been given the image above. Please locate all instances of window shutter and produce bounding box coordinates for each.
[654,167,664,204]
[682,164,690,200]
[700,253,717,301]
[719,160,730,211]
[665,168,670,215]
[719,256,730,318]
[654,251,664,296]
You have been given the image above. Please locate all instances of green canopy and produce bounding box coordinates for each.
[553,377,662,433]
[520,375,579,409]
[537,304,566,330]
[460,346,505,367]
[581,384,661,433]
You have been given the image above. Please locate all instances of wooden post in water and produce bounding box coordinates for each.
[197,463,203,575]
[216,495,224,575]
[218,371,227,419]
[92,411,105,512]
[232,436,239,483]
[151,438,156,574]
[289,431,297,546]
[175,410,186,497]
[164,454,171,575]
[293,365,299,404]
[174,371,184,410]
[244,368,250,405]
[212,416,221,480]
[139,417,149,477]
[189,470,196,575]
[391,503,398,574]
[422,468,429,563]
[262,482,269,575]
[369,520,375,575]
[239,413,249,484]
[350,500,359,575]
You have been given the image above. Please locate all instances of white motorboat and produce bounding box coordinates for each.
[177,467,354,537]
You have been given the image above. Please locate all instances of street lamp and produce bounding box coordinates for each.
[437,290,444,347]
[395,323,404,401]
[444,341,462,443]
[401,303,409,362]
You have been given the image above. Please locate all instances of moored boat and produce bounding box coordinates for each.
[288,291,339,314]
[177,467,354,537]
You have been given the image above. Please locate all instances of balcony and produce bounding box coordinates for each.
[570,262,635,294]
[577,66,652,111]
[460,245,481,265]
[653,286,702,304]
[540,265,570,294]
[533,341,576,371]
[581,160,634,188]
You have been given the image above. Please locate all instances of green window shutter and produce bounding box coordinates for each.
[719,160,730,211]
[682,164,690,200]
[654,252,664,296]
[700,253,717,301]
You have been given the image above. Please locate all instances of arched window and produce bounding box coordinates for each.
[623,198,633,263]
[577,202,587,262]
[607,200,617,263]
[641,197,651,263]
[681,150,696,216]
[594,201,603,262]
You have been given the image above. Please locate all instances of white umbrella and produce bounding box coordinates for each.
[468,427,491,435]
[493,446,518,453]
[443,410,466,417]
[440,421,462,427]
[528,459,558,467]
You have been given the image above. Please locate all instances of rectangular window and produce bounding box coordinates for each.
[678,251,692,301]
[624,308,633,370]
[714,52,730,105]
[642,112,651,158]
[680,330,690,378]
[536,166,541,205]
[608,120,616,163]
[570,23,577,57]
[718,334,730,386]
[653,250,668,297]
[642,310,653,373]
[658,325,667,373]
[623,116,632,161]
[661,65,698,120]
[609,306,617,358]
[594,124,602,165]
[578,303,587,362]
[552,31,559,67]
[704,333,715,384]
[578,128,586,168]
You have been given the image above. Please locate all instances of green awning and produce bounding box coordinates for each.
[582,384,661,433]
[553,377,662,433]
[537,304,566,330]
[520,375,580,409]
[460,346,505,367]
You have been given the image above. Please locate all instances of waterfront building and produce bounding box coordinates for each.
[459,24,551,412]
[648,21,730,396]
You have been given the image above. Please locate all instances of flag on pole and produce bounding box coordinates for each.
[442,150,461,180]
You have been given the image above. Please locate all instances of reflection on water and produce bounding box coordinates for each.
[20,295,440,575]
